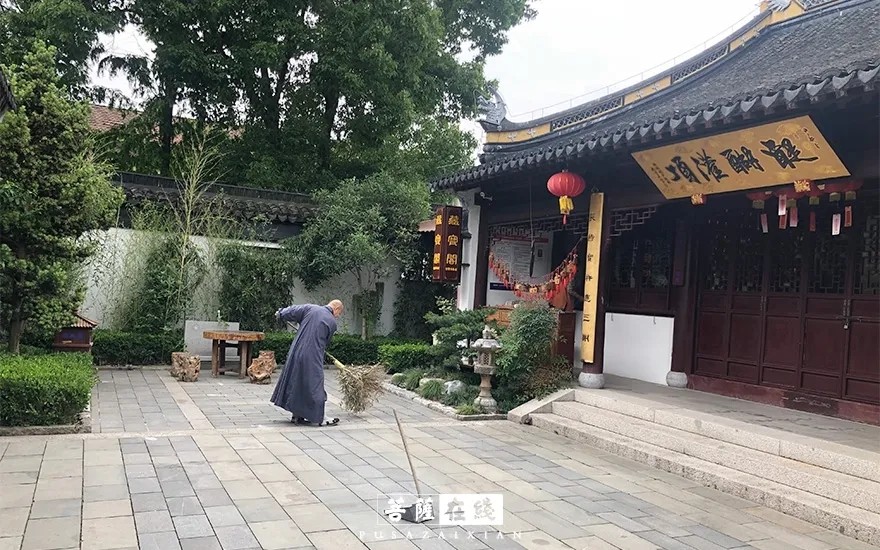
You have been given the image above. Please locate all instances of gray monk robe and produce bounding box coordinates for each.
[270,304,338,423]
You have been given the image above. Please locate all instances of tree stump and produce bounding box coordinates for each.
[248,351,276,384]
[170,352,189,378]
[179,355,201,382]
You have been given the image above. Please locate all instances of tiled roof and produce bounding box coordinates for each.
[70,313,98,328]
[0,68,15,115]
[89,104,138,131]
[434,0,880,190]
[114,172,316,224]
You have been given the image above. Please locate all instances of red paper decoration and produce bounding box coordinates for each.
[489,243,580,302]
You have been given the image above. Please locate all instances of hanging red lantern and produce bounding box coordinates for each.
[547,170,586,224]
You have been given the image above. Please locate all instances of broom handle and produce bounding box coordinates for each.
[393,408,422,499]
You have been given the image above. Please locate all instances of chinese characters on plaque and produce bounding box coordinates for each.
[631,115,850,199]
[581,193,604,364]
[432,205,463,284]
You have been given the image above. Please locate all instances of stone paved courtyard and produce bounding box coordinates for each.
[1,369,877,550]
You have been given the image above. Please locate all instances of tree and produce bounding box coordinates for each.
[0,0,125,97]
[287,172,430,339]
[99,0,532,189]
[0,42,124,353]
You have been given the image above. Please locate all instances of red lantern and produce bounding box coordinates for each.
[547,170,586,224]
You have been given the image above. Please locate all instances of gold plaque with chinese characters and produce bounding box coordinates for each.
[431,205,463,284]
[581,193,604,364]
[631,115,850,199]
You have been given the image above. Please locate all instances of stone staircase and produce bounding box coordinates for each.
[510,387,880,546]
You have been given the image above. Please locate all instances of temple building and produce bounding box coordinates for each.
[432,0,880,424]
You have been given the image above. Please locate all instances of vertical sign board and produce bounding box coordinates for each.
[431,206,463,284]
[581,193,604,364]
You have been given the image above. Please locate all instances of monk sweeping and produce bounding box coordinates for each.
[271,300,344,426]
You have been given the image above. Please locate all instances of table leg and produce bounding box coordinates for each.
[240,341,252,378]
[219,341,227,374]
[211,340,220,377]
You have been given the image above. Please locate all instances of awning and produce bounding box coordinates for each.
[418,219,436,233]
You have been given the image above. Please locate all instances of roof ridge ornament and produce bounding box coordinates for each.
[477,86,507,128]
[767,0,792,11]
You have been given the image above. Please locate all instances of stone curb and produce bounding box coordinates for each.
[380,382,507,422]
[0,408,92,437]
[507,388,575,424]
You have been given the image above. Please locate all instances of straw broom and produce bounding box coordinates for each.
[326,352,384,414]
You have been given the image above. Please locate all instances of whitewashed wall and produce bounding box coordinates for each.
[457,189,481,311]
[603,312,674,385]
[81,227,401,335]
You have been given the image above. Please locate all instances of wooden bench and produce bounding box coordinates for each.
[203,330,265,378]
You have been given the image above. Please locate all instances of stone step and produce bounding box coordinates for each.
[572,389,880,484]
[552,400,880,515]
[530,412,880,546]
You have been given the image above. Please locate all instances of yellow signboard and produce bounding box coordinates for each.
[631,115,850,199]
[581,193,604,364]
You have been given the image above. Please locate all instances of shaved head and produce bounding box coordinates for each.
[328,300,344,318]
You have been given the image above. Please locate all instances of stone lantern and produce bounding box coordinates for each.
[472,325,501,413]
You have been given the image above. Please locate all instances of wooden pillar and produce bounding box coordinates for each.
[473,205,490,309]
[669,215,698,387]
[579,192,611,388]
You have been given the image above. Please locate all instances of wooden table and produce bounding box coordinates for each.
[203,330,265,378]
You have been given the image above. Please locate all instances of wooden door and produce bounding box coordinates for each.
[694,198,880,405]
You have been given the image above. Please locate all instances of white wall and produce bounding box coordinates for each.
[485,231,554,307]
[456,190,480,311]
[81,227,401,335]
[603,312,674,385]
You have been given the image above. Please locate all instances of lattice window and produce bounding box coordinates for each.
[809,231,848,294]
[611,234,638,289]
[854,214,880,296]
[610,207,657,237]
[549,96,625,131]
[671,45,729,83]
[800,0,836,8]
[734,231,764,293]
[703,221,730,291]
[769,231,803,293]
[640,235,672,289]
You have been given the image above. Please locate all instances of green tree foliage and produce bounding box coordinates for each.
[0,0,125,97]
[0,43,124,353]
[99,0,531,189]
[287,172,430,339]
[216,244,294,332]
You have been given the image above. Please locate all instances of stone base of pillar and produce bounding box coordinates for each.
[474,396,497,413]
[666,371,688,388]
[578,372,604,389]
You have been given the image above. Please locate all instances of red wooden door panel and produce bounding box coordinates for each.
[845,211,880,404]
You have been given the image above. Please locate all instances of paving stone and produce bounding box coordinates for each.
[0,506,29,537]
[174,514,214,538]
[129,477,162,494]
[222,480,271,501]
[687,525,748,548]
[308,528,369,549]
[196,488,234,508]
[285,502,346,533]
[235,497,289,522]
[162,480,197,498]
[0,536,23,550]
[213,525,260,549]
[250,519,310,549]
[81,515,138,550]
[180,536,223,550]
[168,496,205,517]
[29,498,81,519]
[205,505,246,527]
[136,510,175,533]
[132,492,169,513]
[0,484,34,508]
[139,531,183,550]
[21,517,80,550]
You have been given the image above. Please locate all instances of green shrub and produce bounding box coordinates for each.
[402,369,425,391]
[0,353,95,426]
[390,373,406,386]
[379,343,432,374]
[253,331,295,363]
[418,379,444,401]
[441,385,480,407]
[327,335,380,365]
[455,404,483,415]
[92,330,182,366]
[424,304,496,370]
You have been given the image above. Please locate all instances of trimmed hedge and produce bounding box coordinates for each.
[252,332,417,366]
[379,343,432,374]
[0,353,95,426]
[91,330,183,366]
